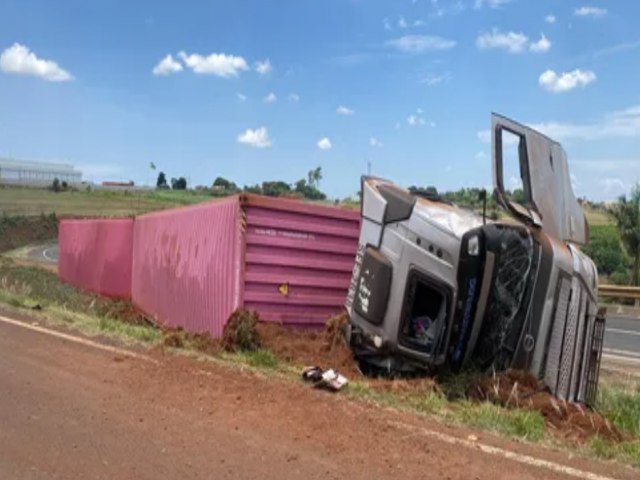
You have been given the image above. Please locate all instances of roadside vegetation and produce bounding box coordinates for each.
[0,255,638,468]
[0,213,58,252]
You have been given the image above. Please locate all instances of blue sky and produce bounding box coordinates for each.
[0,0,638,200]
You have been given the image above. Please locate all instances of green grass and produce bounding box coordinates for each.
[0,186,214,217]
[589,436,640,468]
[237,349,282,370]
[456,400,546,441]
[585,208,615,226]
[598,383,640,438]
[0,258,160,345]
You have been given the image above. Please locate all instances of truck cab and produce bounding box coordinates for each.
[345,114,605,404]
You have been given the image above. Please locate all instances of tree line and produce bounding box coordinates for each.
[156,166,326,201]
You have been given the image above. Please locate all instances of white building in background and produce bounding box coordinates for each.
[0,158,82,186]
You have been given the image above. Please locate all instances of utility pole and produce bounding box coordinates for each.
[367,160,371,176]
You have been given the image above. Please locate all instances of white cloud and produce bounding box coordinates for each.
[477,105,640,144]
[237,92,247,102]
[387,35,456,53]
[545,14,556,24]
[475,151,489,160]
[152,54,183,76]
[255,59,273,76]
[421,72,451,86]
[474,0,512,9]
[317,137,332,150]
[529,34,551,53]
[414,19,426,27]
[398,16,408,29]
[288,93,300,102]
[574,6,607,18]
[592,40,640,60]
[477,130,491,143]
[337,105,354,115]
[263,92,277,103]
[237,127,272,148]
[538,69,596,93]
[395,122,401,130]
[599,178,626,197]
[430,0,465,18]
[407,114,426,126]
[530,105,640,141]
[370,137,383,148]
[178,51,248,78]
[383,18,392,31]
[0,43,73,81]
[476,29,529,53]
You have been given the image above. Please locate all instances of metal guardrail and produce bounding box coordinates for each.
[599,285,640,300]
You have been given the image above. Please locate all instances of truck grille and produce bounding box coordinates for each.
[543,277,602,404]
[471,227,534,369]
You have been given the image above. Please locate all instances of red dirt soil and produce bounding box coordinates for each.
[469,370,624,443]
[257,316,624,444]
[256,314,363,379]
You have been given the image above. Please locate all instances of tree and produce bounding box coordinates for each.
[307,167,323,189]
[611,183,640,286]
[243,184,262,194]
[171,177,187,190]
[581,225,628,278]
[212,177,239,194]
[156,172,168,189]
[294,177,326,200]
[262,181,291,197]
[52,178,61,193]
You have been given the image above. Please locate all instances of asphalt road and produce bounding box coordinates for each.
[604,314,640,362]
[26,243,58,263]
[1,313,635,480]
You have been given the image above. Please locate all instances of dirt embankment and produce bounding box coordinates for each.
[0,214,58,253]
[220,310,625,445]
[468,370,624,443]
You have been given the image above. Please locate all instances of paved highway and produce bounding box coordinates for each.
[26,243,58,263]
[604,314,640,362]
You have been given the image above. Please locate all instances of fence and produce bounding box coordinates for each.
[599,285,640,301]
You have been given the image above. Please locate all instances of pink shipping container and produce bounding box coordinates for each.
[58,218,134,298]
[131,195,360,336]
[131,197,243,336]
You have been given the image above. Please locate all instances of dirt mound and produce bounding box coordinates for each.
[162,327,221,356]
[222,309,261,352]
[256,313,363,378]
[469,370,624,443]
[0,214,58,253]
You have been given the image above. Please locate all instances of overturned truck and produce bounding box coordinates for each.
[345,114,605,405]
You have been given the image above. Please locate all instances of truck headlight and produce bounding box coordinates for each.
[468,235,480,256]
